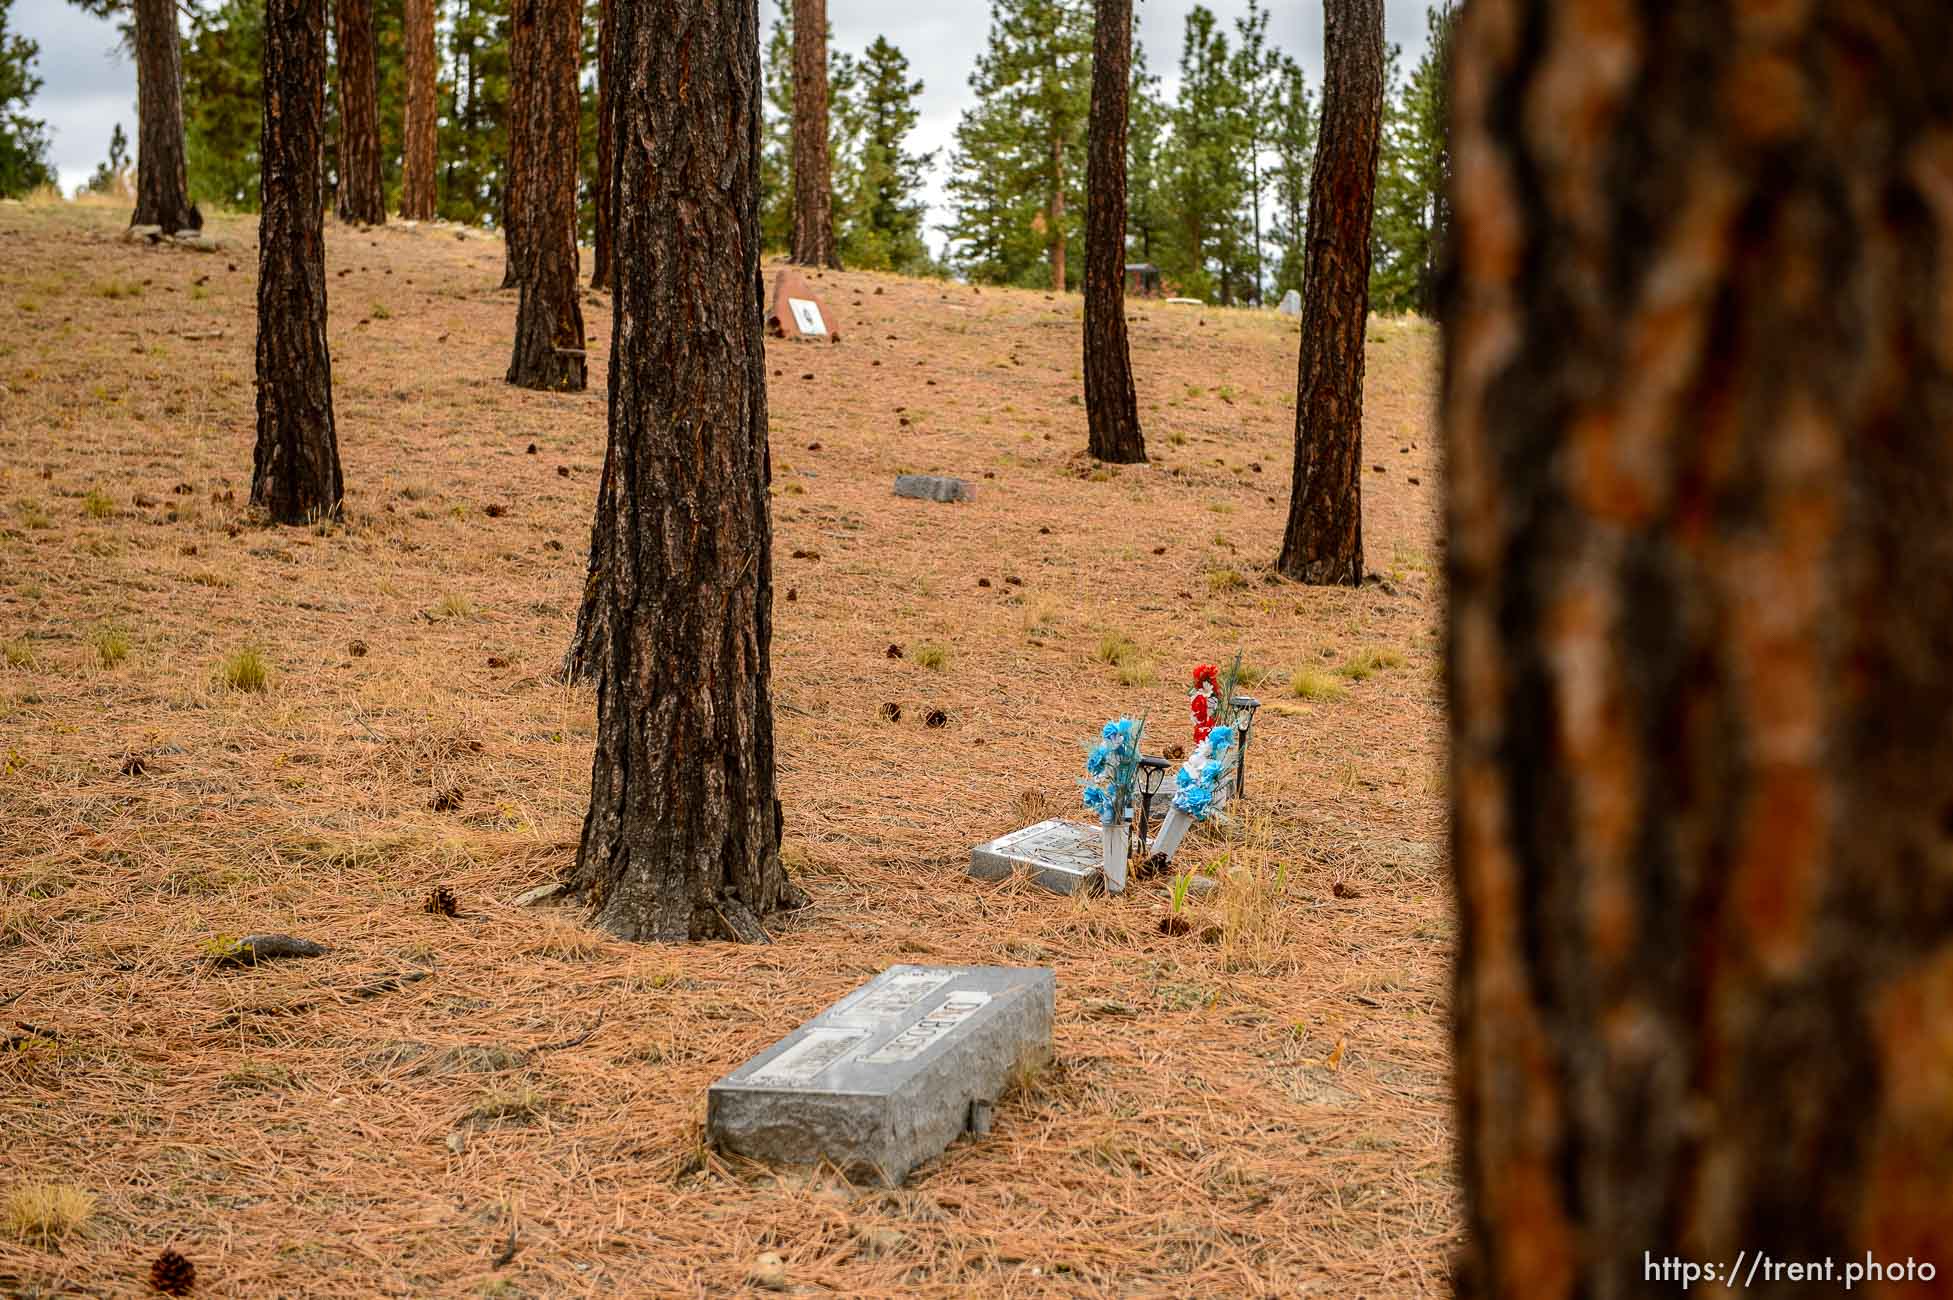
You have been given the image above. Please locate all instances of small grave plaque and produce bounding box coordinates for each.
[765,269,842,342]
[1277,288,1302,318]
[708,965,1054,1185]
[893,474,974,503]
[970,818,1108,894]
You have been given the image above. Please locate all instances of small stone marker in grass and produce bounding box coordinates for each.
[969,810,1172,896]
[708,964,1054,1185]
[893,474,974,503]
[765,269,841,342]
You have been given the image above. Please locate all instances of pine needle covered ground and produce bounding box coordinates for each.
[0,197,1451,1297]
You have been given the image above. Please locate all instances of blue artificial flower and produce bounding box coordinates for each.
[1086,743,1111,776]
[1203,760,1225,785]
[1207,726,1235,756]
[1101,720,1123,744]
[1174,786,1214,821]
[1082,783,1114,823]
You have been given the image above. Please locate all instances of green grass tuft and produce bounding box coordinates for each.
[218,646,269,693]
[1290,667,1348,701]
[913,642,949,671]
[81,489,113,519]
[1335,647,1406,682]
[90,625,130,669]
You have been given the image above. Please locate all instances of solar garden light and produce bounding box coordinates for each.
[1229,695,1261,797]
[1133,756,1170,859]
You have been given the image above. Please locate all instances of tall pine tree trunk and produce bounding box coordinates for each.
[590,0,615,289]
[131,0,199,232]
[505,0,587,390]
[788,0,837,269]
[1050,135,1067,292]
[1447,2,1953,1294]
[253,0,343,525]
[1275,0,1381,586]
[571,0,800,942]
[400,0,437,220]
[333,0,386,224]
[501,0,536,289]
[1083,0,1143,465]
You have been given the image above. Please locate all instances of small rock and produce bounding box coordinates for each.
[857,1228,906,1258]
[893,474,973,504]
[446,1131,467,1154]
[750,1252,788,1291]
[513,881,568,908]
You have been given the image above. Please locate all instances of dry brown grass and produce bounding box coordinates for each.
[0,201,1451,1296]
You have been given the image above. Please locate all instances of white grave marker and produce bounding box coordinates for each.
[788,297,828,336]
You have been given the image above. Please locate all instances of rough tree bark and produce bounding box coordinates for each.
[1050,135,1067,292]
[504,0,587,390]
[400,0,438,220]
[569,0,801,942]
[333,0,386,224]
[1274,0,1381,586]
[788,0,837,268]
[1447,2,1953,1295]
[1082,0,1143,465]
[500,0,536,288]
[590,0,615,290]
[131,0,200,232]
[253,0,343,524]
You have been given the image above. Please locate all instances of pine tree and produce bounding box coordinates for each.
[1367,44,1420,314]
[505,0,586,390]
[1124,39,1166,264]
[1266,56,1313,299]
[1083,0,1143,464]
[943,0,1090,290]
[1227,0,1278,305]
[334,0,386,223]
[0,0,54,199]
[1276,0,1382,586]
[400,0,437,218]
[182,0,264,210]
[836,36,932,272]
[1160,4,1249,303]
[758,1,860,256]
[440,0,513,229]
[789,0,837,267]
[132,0,201,230]
[84,123,131,195]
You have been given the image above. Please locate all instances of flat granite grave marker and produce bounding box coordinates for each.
[707,964,1054,1185]
[1277,288,1302,318]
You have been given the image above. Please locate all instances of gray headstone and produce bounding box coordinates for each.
[1277,289,1302,318]
[893,474,974,504]
[708,964,1054,1185]
[970,818,1107,894]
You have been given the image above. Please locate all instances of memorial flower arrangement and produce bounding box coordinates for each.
[1081,717,1145,826]
[1171,723,1238,821]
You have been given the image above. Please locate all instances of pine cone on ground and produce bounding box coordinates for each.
[150,1247,196,1295]
[424,884,459,917]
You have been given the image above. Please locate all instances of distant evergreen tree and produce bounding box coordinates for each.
[84,123,132,195]
[1367,44,1421,312]
[837,36,934,272]
[440,0,513,227]
[1380,1,1455,315]
[1228,0,1279,304]
[1266,55,1313,298]
[0,0,52,198]
[759,1,862,255]
[182,0,264,209]
[1160,4,1250,303]
[943,0,1090,289]
[1125,39,1167,264]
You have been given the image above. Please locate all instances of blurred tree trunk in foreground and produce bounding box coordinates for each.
[504,0,586,391]
[1082,0,1143,465]
[569,0,801,941]
[1446,2,1953,1295]
[252,0,342,523]
[1275,0,1381,586]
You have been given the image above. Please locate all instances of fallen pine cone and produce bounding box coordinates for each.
[430,787,463,812]
[880,702,902,723]
[1332,881,1363,899]
[150,1247,196,1295]
[924,709,949,729]
[886,643,904,659]
[424,884,459,917]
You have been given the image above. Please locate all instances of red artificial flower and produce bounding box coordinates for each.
[1192,663,1218,689]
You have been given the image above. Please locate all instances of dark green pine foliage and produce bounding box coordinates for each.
[1226,0,1279,304]
[0,0,52,198]
[757,1,864,256]
[1370,1,1455,315]
[943,0,1090,289]
[1160,4,1250,303]
[1125,39,1167,265]
[84,123,131,194]
[182,0,264,209]
[440,0,513,228]
[1266,55,1313,299]
[836,36,934,272]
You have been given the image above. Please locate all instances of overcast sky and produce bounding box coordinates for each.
[16,0,1433,242]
